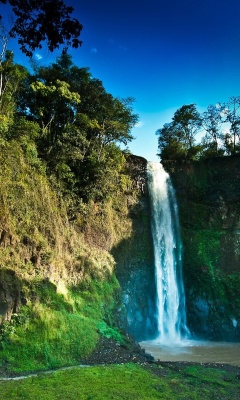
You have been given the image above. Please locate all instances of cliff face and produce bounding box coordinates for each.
[165,156,240,340]
[114,155,240,342]
[113,156,157,341]
[0,142,123,372]
[0,146,157,372]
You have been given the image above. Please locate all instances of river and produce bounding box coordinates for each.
[140,340,240,366]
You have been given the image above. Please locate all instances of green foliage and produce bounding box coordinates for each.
[224,274,240,309]
[29,79,80,140]
[0,140,66,267]
[0,275,121,372]
[0,321,17,345]
[183,228,223,291]
[0,309,97,371]
[157,104,202,161]
[196,230,221,270]
[221,96,240,154]
[0,51,28,137]
[200,104,223,158]
[11,53,138,206]
[200,139,225,159]
[0,50,139,217]
[97,321,123,343]
[157,98,240,160]
[0,1,83,57]
[0,135,128,372]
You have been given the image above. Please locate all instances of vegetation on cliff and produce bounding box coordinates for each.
[0,136,134,372]
[0,44,142,373]
[168,156,240,340]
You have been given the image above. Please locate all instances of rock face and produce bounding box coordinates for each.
[113,156,157,341]
[165,155,240,341]
[111,154,240,342]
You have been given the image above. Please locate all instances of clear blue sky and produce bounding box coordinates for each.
[3,0,240,161]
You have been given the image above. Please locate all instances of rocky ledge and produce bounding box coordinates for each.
[80,335,155,365]
[81,335,240,378]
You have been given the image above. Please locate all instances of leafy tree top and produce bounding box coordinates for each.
[0,0,83,56]
[157,99,240,161]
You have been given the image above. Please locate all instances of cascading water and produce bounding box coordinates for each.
[147,161,189,344]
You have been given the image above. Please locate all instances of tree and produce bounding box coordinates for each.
[29,79,80,143]
[68,78,138,201]
[16,54,138,202]
[173,104,202,149]
[157,104,202,161]
[222,132,236,155]
[200,104,224,157]
[20,54,137,153]
[220,96,240,154]
[0,0,83,56]
[36,54,91,87]
[157,122,186,161]
[77,78,137,149]
[0,50,28,135]
[202,105,222,144]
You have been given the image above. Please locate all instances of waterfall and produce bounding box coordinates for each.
[147,161,189,344]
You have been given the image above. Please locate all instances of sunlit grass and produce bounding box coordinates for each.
[1,363,240,400]
[0,276,122,373]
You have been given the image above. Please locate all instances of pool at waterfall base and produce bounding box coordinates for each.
[140,339,240,366]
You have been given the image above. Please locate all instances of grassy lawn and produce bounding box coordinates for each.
[1,363,239,399]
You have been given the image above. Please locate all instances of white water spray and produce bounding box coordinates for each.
[147,162,189,344]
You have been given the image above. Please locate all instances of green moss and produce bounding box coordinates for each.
[183,229,222,287]
[171,157,240,339]
[0,273,122,373]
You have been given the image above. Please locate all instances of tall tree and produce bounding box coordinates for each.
[157,104,202,161]
[78,79,137,148]
[0,50,28,135]
[0,0,83,56]
[29,79,80,143]
[157,122,186,161]
[21,54,138,152]
[202,104,222,144]
[221,96,240,154]
[173,104,202,149]
[200,104,224,157]
[17,55,138,202]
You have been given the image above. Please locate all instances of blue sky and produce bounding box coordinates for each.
[2,0,240,161]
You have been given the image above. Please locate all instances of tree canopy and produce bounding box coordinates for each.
[0,0,83,56]
[157,101,240,161]
[157,104,202,161]
[0,52,138,209]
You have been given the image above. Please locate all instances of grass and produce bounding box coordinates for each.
[0,276,123,374]
[0,363,240,399]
